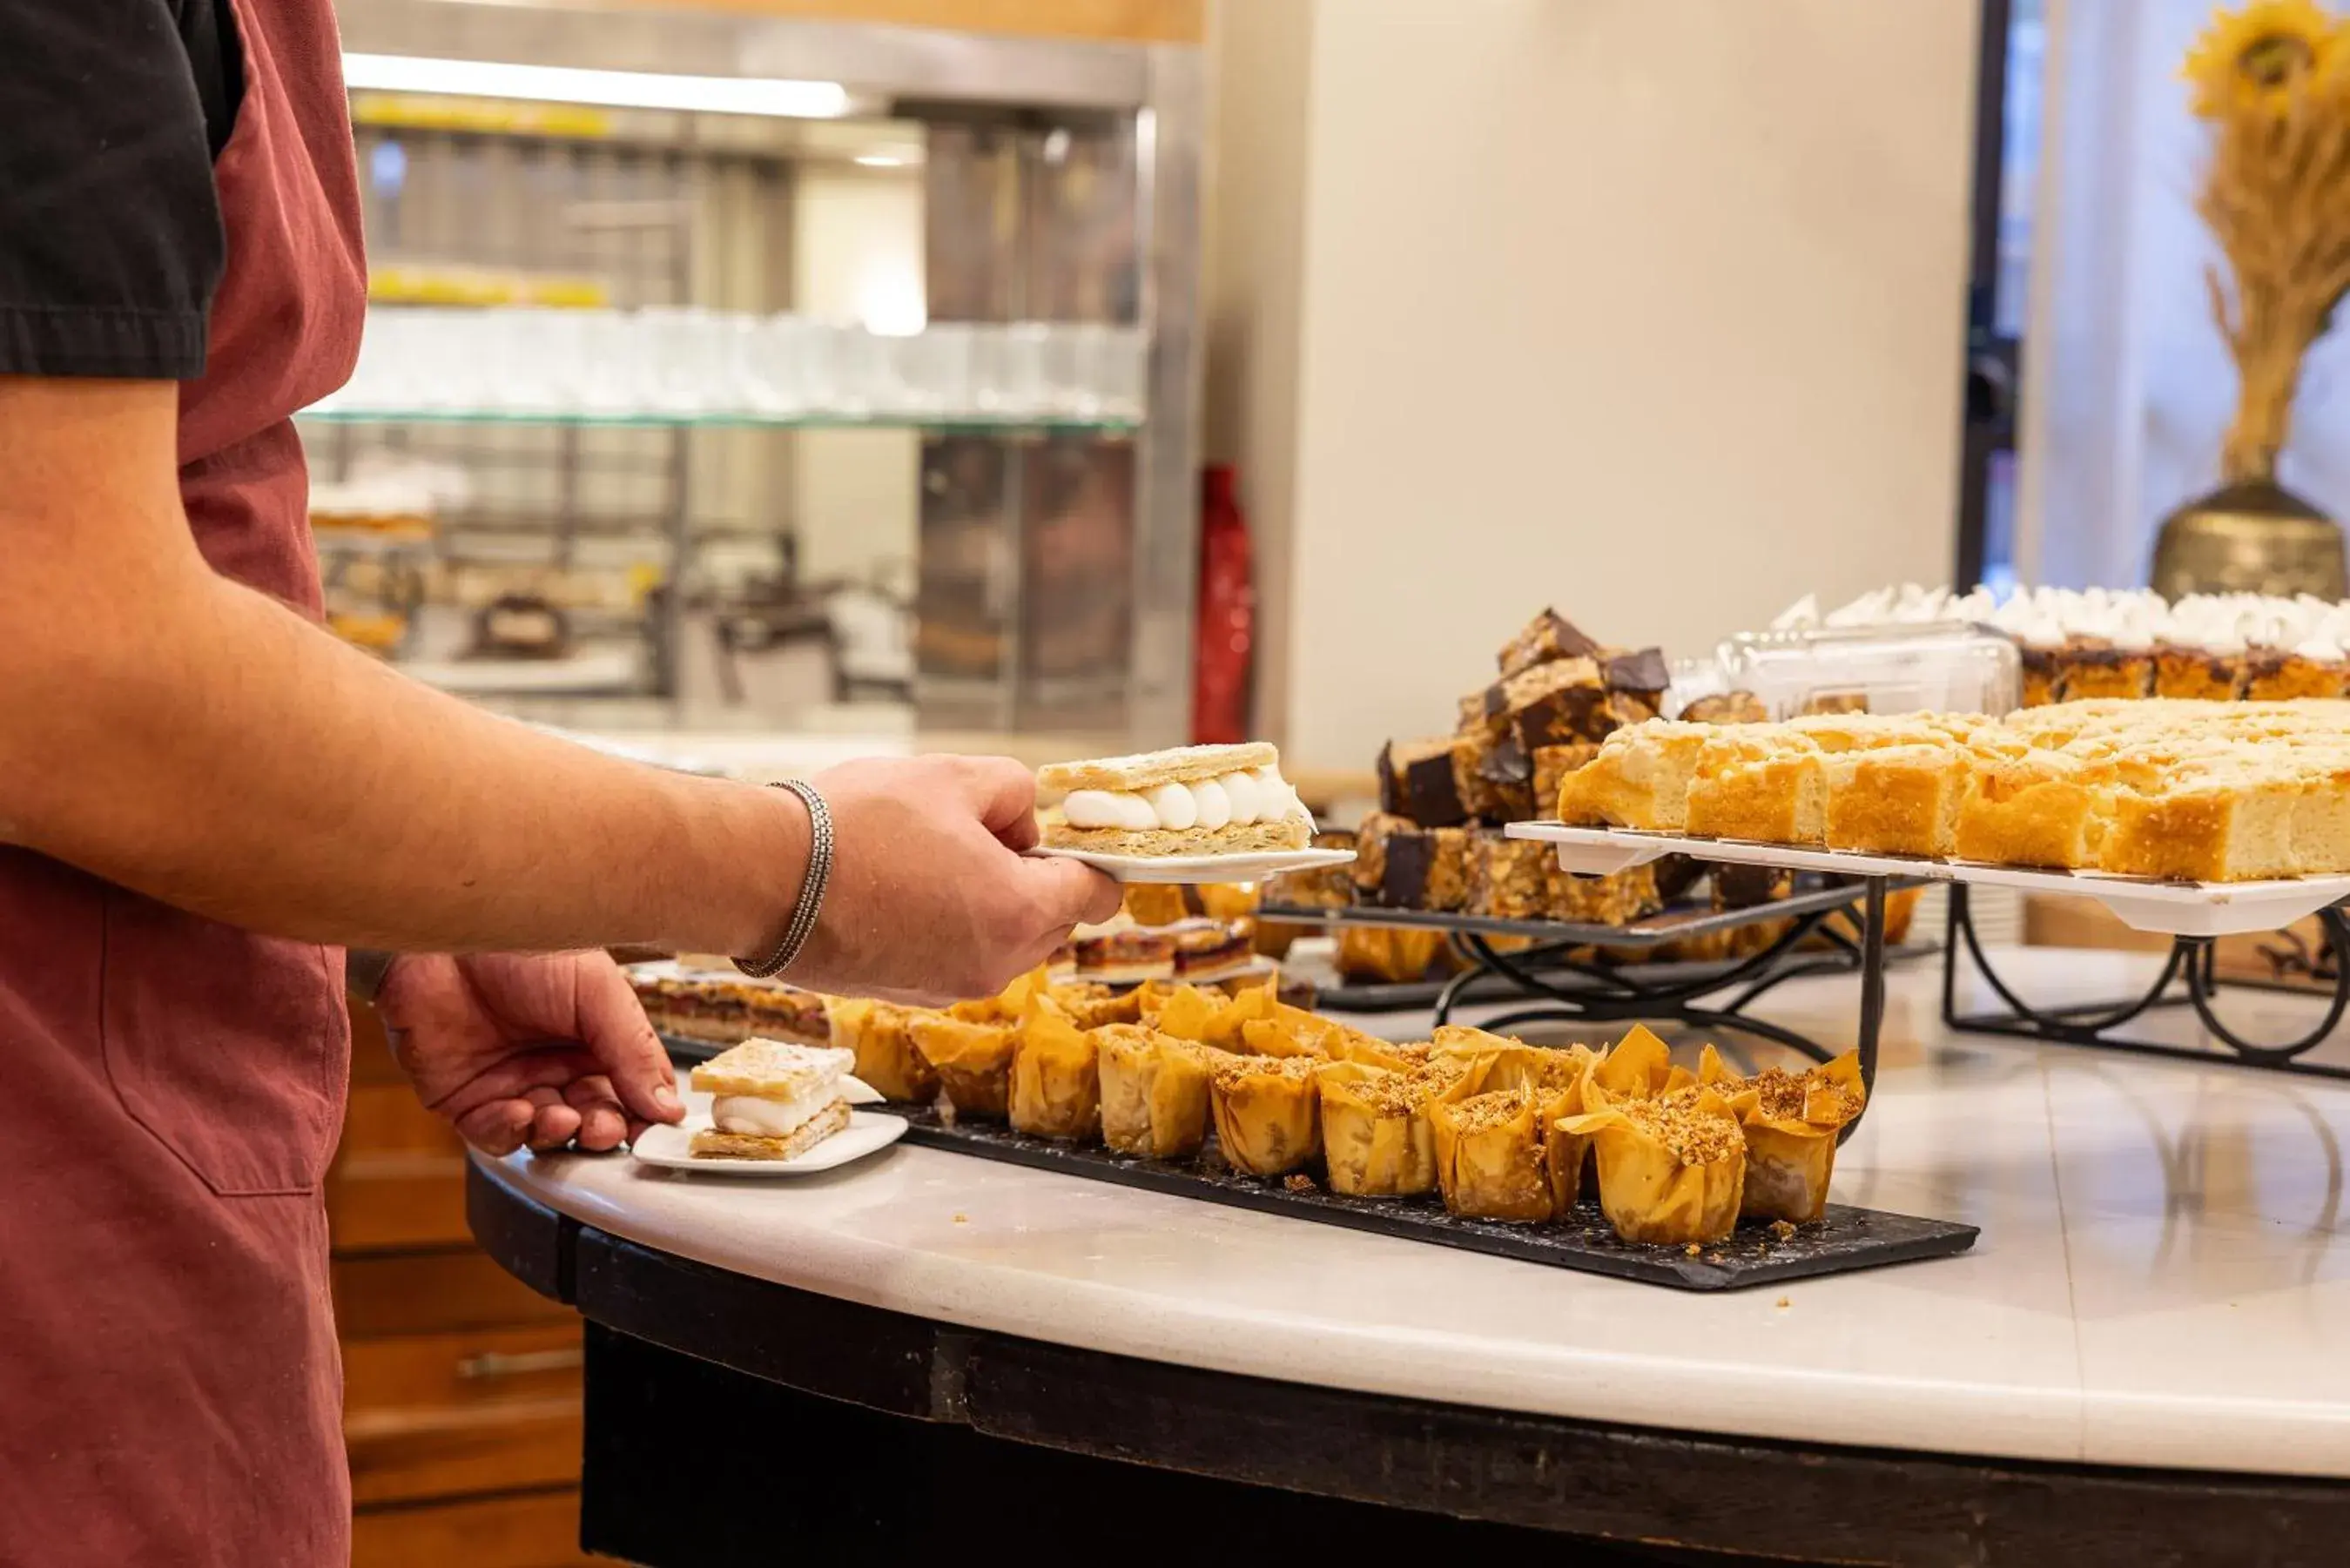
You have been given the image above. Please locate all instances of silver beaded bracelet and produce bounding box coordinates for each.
[734,779,834,979]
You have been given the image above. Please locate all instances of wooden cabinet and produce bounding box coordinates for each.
[336,999,589,1565]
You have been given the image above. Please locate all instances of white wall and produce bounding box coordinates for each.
[1211,0,1983,772]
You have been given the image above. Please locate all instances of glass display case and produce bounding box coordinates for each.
[313,0,1202,747]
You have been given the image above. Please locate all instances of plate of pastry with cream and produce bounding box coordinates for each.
[630,1040,906,1174]
[1031,743,1356,883]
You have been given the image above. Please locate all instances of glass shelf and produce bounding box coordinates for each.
[298,407,1142,434]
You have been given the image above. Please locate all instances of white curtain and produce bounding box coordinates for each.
[2019,0,2350,589]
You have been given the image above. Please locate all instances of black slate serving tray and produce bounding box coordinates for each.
[892,1105,1976,1292]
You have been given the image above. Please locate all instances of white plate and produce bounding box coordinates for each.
[630,1108,906,1174]
[1029,845,1357,885]
[1505,821,2350,939]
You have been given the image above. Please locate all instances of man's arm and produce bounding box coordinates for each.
[0,378,801,957]
[0,378,1121,993]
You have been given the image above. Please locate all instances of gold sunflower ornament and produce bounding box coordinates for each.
[2185,0,2340,118]
[2177,2,2350,484]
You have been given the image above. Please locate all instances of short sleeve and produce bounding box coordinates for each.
[0,0,227,379]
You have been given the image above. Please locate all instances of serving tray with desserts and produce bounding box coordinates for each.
[808,967,1970,1291]
[1535,690,2350,1084]
[1245,607,1926,1062]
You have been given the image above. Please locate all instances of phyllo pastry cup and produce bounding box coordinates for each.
[1429,1087,1555,1221]
[826,997,939,1104]
[1007,998,1101,1141]
[1315,1058,1472,1197]
[906,1014,1017,1119]
[1145,979,1277,1047]
[1096,1025,1215,1159]
[1431,1026,1604,1209]
[1698,1044,1868,1223]
[1562,1083,1746,1245]
[1588,1023,1693,1102]
[1208,1052,1322,1176]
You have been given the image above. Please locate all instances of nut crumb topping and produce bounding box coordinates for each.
[1622,1086,1743,1165]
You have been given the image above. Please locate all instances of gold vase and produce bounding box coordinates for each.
[2150,479,2345,600]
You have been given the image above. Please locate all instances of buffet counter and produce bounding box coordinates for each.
[473,947,2350,1565]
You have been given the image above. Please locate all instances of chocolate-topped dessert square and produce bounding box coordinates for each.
[1377,737,1470,826]
[1496,608,1602,678]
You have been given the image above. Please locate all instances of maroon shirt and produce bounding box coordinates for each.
[0,0,366,1558]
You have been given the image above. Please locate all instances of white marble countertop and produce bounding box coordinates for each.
[487,946,2350,1479]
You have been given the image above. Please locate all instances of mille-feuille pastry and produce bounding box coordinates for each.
[1040,742,1311,856]
[1465,830,1553,920]
[1377,737,1471,826]
[907,1014,1018,1120]
[1677,690,1772,725]
[1496,606,1605,679]
[1562,1083,1747,1245]
[1209,1052,1323,1177]
[825,996,939,1104]
[1553,720,1720,830]
[1819,744,1974,858]
[1698,1045,1867,1224]
[1315,1057,1473,1196]
[628,968,831,1046]
[687,1040,866,1161]
[1007,997,1101,1141]
[1096,1025,1216,1158]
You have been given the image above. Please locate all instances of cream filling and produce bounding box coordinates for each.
[712,1092,840,1139]
[1063,766,1304,832]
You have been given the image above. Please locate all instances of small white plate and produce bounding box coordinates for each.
[1030,845,1357,885]
[630,1108,907,1174]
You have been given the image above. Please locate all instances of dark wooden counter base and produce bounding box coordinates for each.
[472,1161,2350,1568]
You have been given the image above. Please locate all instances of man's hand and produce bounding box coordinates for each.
[377,950,683,1154]
[785,754,1122,1005]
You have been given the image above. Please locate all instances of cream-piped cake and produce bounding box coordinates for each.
[1772,584,2350,705]
[1038,742,1312,856]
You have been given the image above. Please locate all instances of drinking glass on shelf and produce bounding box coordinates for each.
[1040,323,1095,419]
[978,321,1051,419]
[1096,324,1148,422]
[738,313,803,419]
[574,309,642,416]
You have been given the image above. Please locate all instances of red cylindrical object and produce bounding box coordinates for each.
[1192,464,1256,744]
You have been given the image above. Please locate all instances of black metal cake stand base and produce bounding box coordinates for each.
[1942,884,2350,1080]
